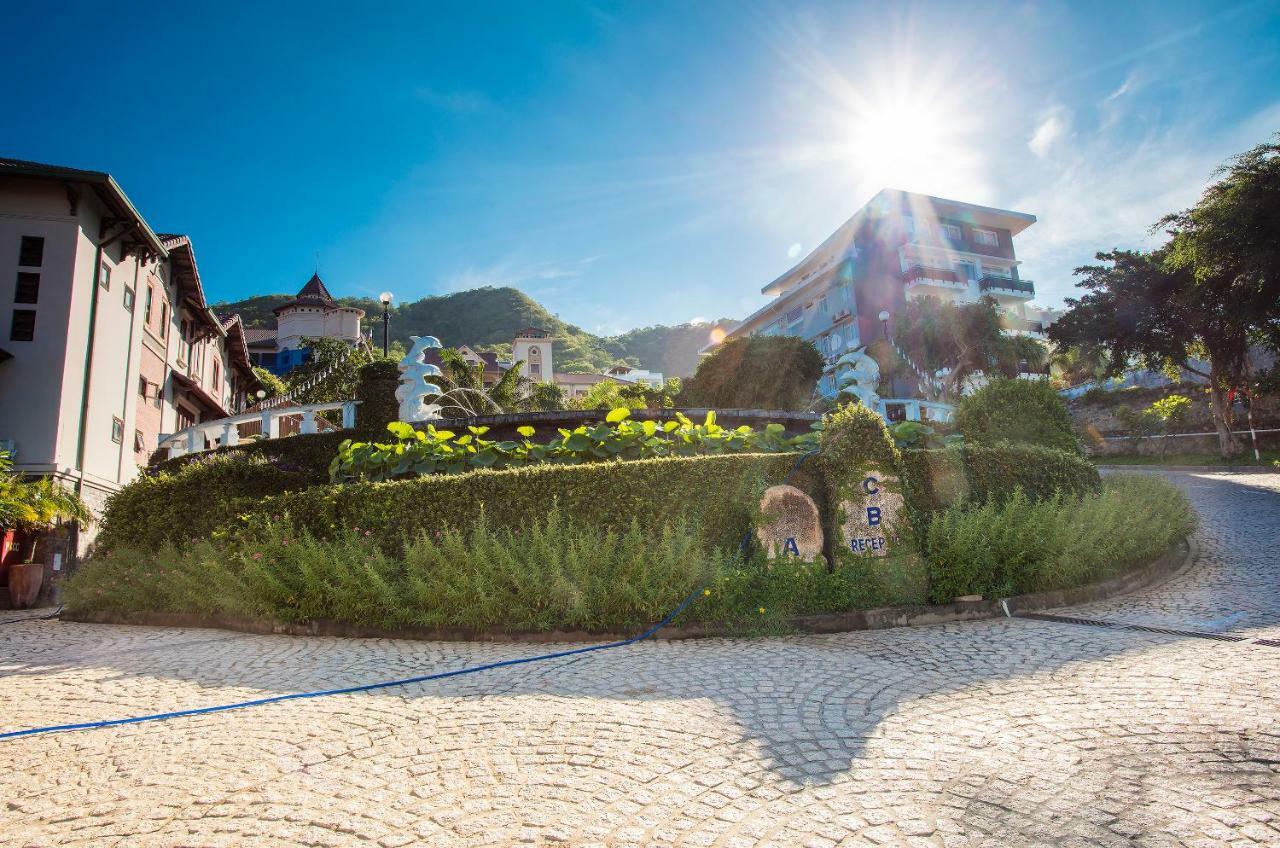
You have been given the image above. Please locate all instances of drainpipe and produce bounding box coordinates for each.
[114,257,143,483]
[73,220,140,487]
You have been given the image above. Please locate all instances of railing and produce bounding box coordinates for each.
[902,264,963,286]
[1003,317,1046,334]
[978,275,1035,296]
[158,400,360,459]
[257,347,353,410]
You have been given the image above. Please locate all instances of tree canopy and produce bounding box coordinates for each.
[890,296,1047,399]
[682,336,823,410]
[1049,135,1280,456]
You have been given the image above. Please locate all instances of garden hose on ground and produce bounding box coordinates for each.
[0,605,62,626]
[0,452,818,742]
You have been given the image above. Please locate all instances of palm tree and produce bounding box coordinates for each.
[0,451,92,560]
[432,348,530,416]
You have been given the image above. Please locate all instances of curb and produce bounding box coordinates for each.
[1097,464,1275,473]
[60,538,1194,643]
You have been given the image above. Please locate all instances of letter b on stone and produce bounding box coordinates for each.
[866,506,882,526]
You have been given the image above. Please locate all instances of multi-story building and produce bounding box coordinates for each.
[719,188,1044,399]
[0,157,259,548]
[245,273,368,375]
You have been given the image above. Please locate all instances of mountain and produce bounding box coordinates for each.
[211,285,736,377]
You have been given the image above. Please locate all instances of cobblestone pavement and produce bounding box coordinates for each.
[1,472,1277,847]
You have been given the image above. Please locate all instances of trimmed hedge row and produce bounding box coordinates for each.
[101,452,821,554]
[900,443,1101,528]
[148,431,348,482]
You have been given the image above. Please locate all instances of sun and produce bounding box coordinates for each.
[840,86,977,198]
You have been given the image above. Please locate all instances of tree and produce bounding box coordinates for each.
[1052,138,1280,457]
[682,336,823,410]
[251,367,287,400]
[954,378,1081,455]
[528,382,566,412]
[890,296,1047,398]
[431,348,528,416]
[284,337,373,406]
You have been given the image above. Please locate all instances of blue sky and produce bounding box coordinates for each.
[3,1,1277,335]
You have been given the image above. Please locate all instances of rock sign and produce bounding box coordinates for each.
[756,484,824,560]
[839,469,904,558]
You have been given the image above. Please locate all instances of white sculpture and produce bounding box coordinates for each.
[834,346,882,412]
[397,335,445,422]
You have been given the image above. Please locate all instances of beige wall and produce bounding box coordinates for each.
[276,305,362,349]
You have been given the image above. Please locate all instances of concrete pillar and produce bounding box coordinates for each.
[220,423,240,447]
[261,410,279,439]
[906,400,922,422]
[341,401,356,429]
[300,408,318,435]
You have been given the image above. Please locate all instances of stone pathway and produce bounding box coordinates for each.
[0,472,1277,847]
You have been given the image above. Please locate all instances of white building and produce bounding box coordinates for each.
[0,157,260,547]
[245,274,366,374]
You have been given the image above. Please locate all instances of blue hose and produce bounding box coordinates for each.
[1,450,817,742]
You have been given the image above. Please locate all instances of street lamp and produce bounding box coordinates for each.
[878,310,891,340]
[379,291,393,357]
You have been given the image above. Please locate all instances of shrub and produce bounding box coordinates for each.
[96,452,318,554]
[955,378,1080,454]
[69,509,727,633]
[923,474,1195,602]
[696,546,927,630]
[148,431,347,480]
[682,336,823,410]
[899,443,1100,530]
[354,360,401,436]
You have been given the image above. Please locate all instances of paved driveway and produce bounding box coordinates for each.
[1,472,1278,847]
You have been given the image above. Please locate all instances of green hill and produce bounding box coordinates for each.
[211,285,735,377]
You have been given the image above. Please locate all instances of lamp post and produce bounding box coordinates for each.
[878,310,891,341]
[379,291,393,357]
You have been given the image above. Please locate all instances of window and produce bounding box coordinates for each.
[144,286,154,324]
[123,286,135,311]
[904,216,930,239]
[818,297,829,314]
[111,417,124,444]
[973,228,999,247]
[138,376,148,398]
[941,223,963,242]
[212,360,220,388]
[176,408,194,431]
[160,304,169,339]
[134,430,146,452]
[99,261,111,290]
[15,272,39,303]
[9,309,35,341]
[18,236,44,268]
[153,383,163,408]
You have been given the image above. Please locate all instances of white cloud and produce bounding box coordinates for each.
[1028,105,1072,158]
[787,242,802,258]
[1013,99,1280,307]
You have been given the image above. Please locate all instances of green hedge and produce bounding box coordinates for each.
[955,378,1082,454]
[354,360,400,436]
[900,443,1100,529]
[148,431,348,481]
[97,452,320,553]
[102,452,818,554]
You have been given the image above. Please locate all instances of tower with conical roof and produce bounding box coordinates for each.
[255,274,366,373]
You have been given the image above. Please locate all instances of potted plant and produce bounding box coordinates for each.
[0,451,91,608]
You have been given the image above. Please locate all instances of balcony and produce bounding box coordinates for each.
[978,275,1034,297]
[1002,317,1047,336]
[903,264,968,294]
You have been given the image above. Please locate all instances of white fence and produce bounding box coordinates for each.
[159,400,360,458]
